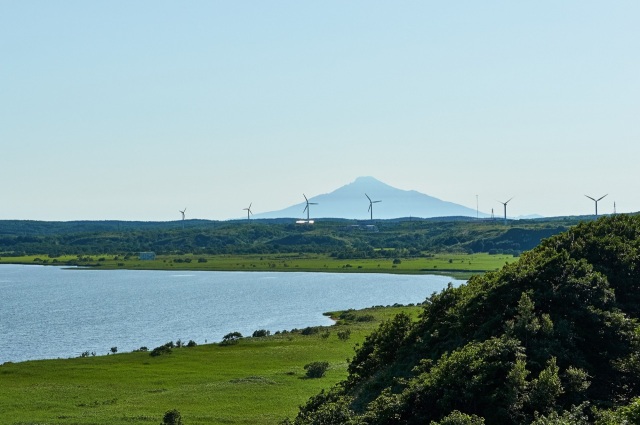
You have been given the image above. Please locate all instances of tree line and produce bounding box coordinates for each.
[0,217,582,257]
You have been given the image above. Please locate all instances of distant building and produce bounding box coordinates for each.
[139,252,156,260]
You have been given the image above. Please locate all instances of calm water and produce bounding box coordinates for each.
[0,265,464,363]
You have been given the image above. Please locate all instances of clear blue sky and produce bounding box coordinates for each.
[2,1,638,221]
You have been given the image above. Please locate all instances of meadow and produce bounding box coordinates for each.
[0,252,514,278]
[0,306,419,425]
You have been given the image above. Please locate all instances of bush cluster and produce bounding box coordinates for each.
[288,215,640,424]
[304,361,329,379]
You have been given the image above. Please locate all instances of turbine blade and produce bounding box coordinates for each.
[585,195,596,201]
[366,193,372,202]
[597,194,608,201]
[368,205,371,212]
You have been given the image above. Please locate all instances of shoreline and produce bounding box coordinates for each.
[0,261,477,280]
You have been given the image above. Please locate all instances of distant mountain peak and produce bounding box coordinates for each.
[346,176,397,191]
[353,176,380,183]
[253,177,487,220]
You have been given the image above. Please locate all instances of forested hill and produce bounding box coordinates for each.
[0,217,585,257]
[287,214,640,424]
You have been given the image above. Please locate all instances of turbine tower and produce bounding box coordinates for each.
[499,198,513,226]
[243,203,253,220]
[302,194,318,221]
[366,193,381,221]
[585,194,607,216]
[179,208,187,229]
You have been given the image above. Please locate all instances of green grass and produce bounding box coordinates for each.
[0,306,421,425]
[0,252,515,277]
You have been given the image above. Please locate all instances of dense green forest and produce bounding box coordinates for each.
[0,216,583,257]
[284,214,640,424]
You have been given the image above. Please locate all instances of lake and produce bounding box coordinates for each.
[0,265,465,363]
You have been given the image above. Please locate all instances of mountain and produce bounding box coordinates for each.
[253,176,488,220]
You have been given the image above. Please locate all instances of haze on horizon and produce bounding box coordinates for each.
[2,2,638,222]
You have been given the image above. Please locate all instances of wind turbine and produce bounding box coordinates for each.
[303,194,318,221]
[498,198,513,225]
[179,208,187,229]
[366,193,381,221]
[243,203,253,220]
[585,194,607,216]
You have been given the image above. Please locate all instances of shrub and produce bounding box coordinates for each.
[150,345,173,357]
[186,340,197,347]
[252,329,271,338]
[337,329,351,341]
[222,332,243,345]
[304,361,330,378]
[110,346,118,354]
[161,409,183,425]
[355,314,375,322]
[301,326,321,336]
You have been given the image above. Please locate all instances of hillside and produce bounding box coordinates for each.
[287,214,640,424]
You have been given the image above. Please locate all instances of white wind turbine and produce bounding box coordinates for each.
[243,203,253,220]
[179,208,187,229]
[303,194,318,221]
[498,198,513,225]
[366,193,381,221]
[585,194,607,216]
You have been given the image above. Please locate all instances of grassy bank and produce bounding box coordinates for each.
[0,252,515,278]
[0,306,421,425]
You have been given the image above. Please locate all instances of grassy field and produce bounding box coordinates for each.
[0,252,515,278]
[0,306,419,425]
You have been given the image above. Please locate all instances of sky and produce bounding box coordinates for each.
[2,1,639,221]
